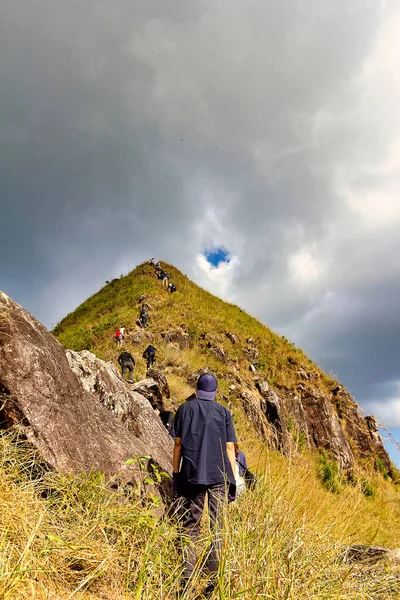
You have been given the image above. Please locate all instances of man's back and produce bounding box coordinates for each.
[118,351,134,364]
[173,398,236,486]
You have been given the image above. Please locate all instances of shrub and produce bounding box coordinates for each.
[317,451,343,494]
[361,477,375,498]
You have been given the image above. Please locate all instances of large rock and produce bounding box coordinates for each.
[0,292,173,483]
[132,378,164,410]
[146,368,171,399]
[161,327,191,349]
[66,350,173,465]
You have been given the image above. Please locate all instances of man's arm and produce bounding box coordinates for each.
[226,442,236,482]
[173,437,182,472]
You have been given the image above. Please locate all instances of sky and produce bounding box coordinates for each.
[1,0,399,464]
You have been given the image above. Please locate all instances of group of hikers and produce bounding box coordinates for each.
[148,258,177,294]
[117,344,157,382]
[113,261,256,597]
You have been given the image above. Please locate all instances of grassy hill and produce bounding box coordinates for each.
[1,262,399,599]
[54,262,396,475]
[53,261,346,407]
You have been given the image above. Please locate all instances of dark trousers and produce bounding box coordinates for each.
[146,352,155,369]
[121,362,134,381]
[181,483,226,579]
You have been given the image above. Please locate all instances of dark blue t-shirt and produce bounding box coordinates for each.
[172,398,237,485]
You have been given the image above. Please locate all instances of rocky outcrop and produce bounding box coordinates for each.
[161,327,191,349]
[132,378,165,410]
[66,350,172,465]
[209,346,226,362]
[147,368,171,399]
[0,292,173,484]
[225,332,240,344]
[243,346,259,363]
[129,330,153,345]
[238,374,391,472]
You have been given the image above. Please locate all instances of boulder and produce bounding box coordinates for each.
[0,292,173,484]
[243,346,259,363]
[210,346,226,362]
[66,351,172,466]
[225,332,240,344]
[161,327,191,349]
[132,378,164,410]
[146,368,171,399]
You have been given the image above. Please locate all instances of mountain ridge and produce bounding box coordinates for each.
[53,261,396,480]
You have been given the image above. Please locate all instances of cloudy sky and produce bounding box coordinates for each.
[1,0,399,464]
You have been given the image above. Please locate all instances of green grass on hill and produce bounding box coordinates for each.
[54,262,335,397]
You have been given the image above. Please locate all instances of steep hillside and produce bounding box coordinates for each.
[54,262,395,480]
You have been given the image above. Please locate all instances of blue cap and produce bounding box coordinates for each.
[197,373,217,401]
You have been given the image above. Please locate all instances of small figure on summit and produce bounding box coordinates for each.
[148,258,156,266]
[171,373,237,595]
[114,326,125,347]
[118,350,135,382]
[143,344,156,370]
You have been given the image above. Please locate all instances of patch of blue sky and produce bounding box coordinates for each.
[204,247,230,267]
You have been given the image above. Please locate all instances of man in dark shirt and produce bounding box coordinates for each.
[117,350,135,382]
[142,344,156,370]
[172,373,237,593]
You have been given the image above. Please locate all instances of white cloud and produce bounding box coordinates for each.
[366,382,400,427]
[195,252,239,298]
[288,248,321,283]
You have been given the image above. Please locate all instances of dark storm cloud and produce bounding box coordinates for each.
[1,0,400,447]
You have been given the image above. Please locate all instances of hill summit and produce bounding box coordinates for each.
[54,261,394,479]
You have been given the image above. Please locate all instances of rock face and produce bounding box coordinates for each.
[66,350,173,464]
[132,379,165,410]
[0,292,173,482]
[239,373,392,472]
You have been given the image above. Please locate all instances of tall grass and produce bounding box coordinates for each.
[1,432,399,599]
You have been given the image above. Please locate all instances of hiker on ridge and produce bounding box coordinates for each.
[148,258,156,266]
[143,344,156,370]
[140,308,148,328]
[163,272,170,288]
[168,283,177,294]
[115,327,125,347]
[171,373,237,596]
[118,350,135,382]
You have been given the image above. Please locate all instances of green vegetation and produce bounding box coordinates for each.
[317,450,344,494]
[54,262,338,400]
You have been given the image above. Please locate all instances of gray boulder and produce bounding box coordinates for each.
[0,292,173,484]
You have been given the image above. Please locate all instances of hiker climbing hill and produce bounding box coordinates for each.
[143,344,156,370]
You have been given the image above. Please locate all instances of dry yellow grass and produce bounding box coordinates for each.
[1,432,399,599]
